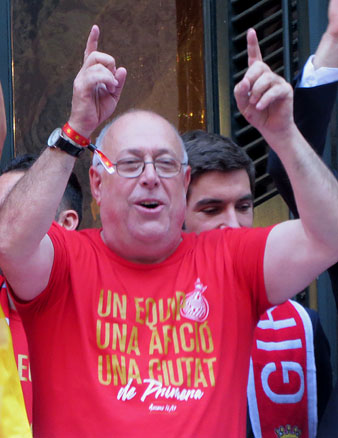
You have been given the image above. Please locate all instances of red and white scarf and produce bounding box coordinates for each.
[247,300,317,438]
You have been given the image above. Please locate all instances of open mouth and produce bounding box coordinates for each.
[139,201,160,209]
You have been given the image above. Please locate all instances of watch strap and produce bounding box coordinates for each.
[48,128,85,158]
[55,135,85,157]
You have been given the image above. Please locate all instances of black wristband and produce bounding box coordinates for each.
[47,128,85,158]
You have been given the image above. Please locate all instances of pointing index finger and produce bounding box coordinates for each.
[84,25,100,62]
[247,28,263,67]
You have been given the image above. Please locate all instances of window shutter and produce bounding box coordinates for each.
[204,0,300,205]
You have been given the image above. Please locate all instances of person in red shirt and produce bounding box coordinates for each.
[183,130,332,437]
[0,153,83,425]
[0,83,32,438]
[0,25,337,438]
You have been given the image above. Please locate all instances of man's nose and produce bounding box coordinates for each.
[218,208,241,229]
[139,161,160,187]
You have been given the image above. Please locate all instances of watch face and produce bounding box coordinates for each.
[47,127,62,146]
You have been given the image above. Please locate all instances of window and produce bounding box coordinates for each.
[204,0,300,205]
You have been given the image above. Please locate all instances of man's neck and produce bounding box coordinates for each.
[100,230,183,264]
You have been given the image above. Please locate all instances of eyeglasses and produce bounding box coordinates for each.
[88,144,187,178]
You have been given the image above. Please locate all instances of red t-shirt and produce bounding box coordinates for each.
[0,278,32,425]
[14,223,272,438]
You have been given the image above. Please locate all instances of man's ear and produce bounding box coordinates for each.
[184,166,191,194]
[89,165,103,206]
[57,209,79,231]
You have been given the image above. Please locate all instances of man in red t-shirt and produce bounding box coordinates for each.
[0,82,32,438]
[183,131,332,438]
[0,26,337,438]
[0,154,83,425]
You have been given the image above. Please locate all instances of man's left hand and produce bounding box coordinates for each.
[234,29,294,142]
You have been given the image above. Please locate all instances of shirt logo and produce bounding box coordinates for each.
[275,425,302,438]
[180,278,209,322]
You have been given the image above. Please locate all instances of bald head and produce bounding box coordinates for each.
[94,109,188,166]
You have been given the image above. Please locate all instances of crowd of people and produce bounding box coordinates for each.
[1,0,338,437]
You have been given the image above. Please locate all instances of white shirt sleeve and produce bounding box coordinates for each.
[299,55,338,87]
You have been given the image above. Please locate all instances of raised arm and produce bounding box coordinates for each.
[0,25,126,301]
[268,0,338,216]
[234,32,338,304]
[313,0,338,69]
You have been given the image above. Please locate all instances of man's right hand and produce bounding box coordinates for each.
[68,25,127,138]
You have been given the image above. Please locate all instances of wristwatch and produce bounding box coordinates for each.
[47,128,85,158]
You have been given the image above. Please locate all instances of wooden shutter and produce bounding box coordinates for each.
[203,0,300,205]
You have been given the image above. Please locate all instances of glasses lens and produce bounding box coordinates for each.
[117,158,144,177]
[155,158,180,177]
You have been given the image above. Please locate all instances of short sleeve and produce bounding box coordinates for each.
[12,222,71,314]
[224,226,275,318]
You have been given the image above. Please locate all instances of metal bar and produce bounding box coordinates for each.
[253,188,278,207]
[232,10,283,42]
[231,0,275,23]
[282,0,292,83]
[232,29,283,62]
[215,0,232,136]
[203,0,219,133]
[0,0,14,165]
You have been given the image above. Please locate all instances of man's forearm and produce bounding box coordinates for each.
[314,31,338,69]
[314,0,338,69]
[0,147,75,260]
[265,124,338,254]
[268,81,338,217]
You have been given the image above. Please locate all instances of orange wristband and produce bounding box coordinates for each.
[62,122,90,147]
